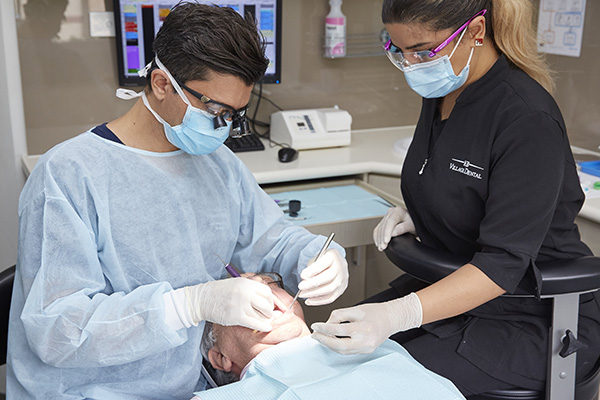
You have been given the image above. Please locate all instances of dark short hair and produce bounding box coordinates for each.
[151,2,269,86]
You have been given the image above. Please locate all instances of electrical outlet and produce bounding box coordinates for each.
[89,12,115,37]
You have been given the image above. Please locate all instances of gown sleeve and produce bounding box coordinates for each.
[17,160,187,368]
[228,158,345,292]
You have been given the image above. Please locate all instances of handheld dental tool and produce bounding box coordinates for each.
[285,232,336,313]
[216,254,241,277]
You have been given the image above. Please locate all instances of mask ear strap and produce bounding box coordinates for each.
[466,46,475,66]
[449,27,469,60]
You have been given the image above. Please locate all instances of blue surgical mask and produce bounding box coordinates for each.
[145,58,231,155]
[141,91,231,155]
[403,30,474,99]
[115,57,232,155]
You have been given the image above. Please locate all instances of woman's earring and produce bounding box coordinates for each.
[475,38,484,47]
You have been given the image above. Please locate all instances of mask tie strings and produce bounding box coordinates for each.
[116,88,143,100]
[115,61,152,100]
[137,61,153,78]
[153,57,216,119]
[140,92,170,126]
[154,57,193,108]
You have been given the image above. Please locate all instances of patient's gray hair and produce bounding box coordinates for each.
[200,321,239,386]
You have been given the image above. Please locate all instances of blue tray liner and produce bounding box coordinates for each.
[269,185,393,226]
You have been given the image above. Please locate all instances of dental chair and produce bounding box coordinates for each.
[384,234,600,400]
[0,265,15,366]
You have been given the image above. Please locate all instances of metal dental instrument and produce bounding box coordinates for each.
[216,254,241,277]
[285,232,336,313]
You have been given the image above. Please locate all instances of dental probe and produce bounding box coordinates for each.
[285,232,336,313]
[217,256,264,334]
[216,254,242,277]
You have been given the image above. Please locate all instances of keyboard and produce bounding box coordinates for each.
[224,132,265,153]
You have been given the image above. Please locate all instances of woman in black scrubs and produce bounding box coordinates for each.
[311,0,600,395]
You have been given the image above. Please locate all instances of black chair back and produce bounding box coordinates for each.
[384,235,600,297]
[0,265,16,365]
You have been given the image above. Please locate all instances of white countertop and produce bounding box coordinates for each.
[21,125,600,224]
[232,126,413,185]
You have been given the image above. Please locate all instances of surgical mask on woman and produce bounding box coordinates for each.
[116,57,231,155]
[402,29,474,99]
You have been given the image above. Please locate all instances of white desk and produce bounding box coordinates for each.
[231,126,413,185]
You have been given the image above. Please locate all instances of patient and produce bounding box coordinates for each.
[191,274,465,400]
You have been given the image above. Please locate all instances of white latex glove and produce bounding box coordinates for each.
[185,277,275,332]
[373,206,416,251]
[298,249,348,306]
[310,292,422,355]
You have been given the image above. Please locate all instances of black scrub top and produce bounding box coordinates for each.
[401,55,599,388]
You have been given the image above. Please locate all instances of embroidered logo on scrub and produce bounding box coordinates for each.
[449,158,484,180]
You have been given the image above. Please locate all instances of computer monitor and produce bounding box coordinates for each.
[113,0,282,87]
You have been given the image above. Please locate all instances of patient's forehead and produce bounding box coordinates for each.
[244,273,290,296]
[248,274,275,284]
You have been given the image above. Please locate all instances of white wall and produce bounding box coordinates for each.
[0,0,27,393]
[0,0,27,270]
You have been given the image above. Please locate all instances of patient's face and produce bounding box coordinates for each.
[211,275,311,375]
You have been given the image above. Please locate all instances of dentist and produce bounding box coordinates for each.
[8,3,347,399]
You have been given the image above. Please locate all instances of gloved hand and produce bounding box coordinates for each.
[185,277,275,332]
[373,206,416,251]
[310,293,422,355]
[298,249,348,306]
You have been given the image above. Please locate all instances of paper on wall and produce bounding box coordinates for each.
[537,0,587,57]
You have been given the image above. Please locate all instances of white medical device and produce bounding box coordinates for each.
[270,107,352,150]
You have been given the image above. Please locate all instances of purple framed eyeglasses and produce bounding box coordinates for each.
[384,9,487,71]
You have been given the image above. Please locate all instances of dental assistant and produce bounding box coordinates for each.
[312,0,600,395]
[8,3,348,399]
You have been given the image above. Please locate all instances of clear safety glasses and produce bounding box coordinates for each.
[383,9,487,71]
[175,78,251,138]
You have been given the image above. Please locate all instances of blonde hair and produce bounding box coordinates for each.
[491,0,555,93]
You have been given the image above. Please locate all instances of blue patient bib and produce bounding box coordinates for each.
[195,336,465,400]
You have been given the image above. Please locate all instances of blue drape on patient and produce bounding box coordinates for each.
[195,336,465,400]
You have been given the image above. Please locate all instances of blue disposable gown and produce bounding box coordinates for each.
[8,132,340,399]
